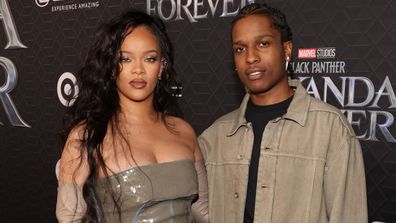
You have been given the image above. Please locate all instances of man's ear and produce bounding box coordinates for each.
[283,41,292,60]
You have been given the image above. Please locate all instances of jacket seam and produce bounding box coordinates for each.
[205,161,250,165]
[308,109,355,137]
[261,152,326,162]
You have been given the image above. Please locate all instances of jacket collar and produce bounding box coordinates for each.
[227,79,311,136]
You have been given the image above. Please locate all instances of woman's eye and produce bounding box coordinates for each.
[119,57,130,62]
[145,57,158,63]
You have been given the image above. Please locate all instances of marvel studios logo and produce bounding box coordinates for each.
[298,47,336,59]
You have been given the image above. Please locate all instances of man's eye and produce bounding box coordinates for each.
[259,41,269,47]
[234,47,245,53]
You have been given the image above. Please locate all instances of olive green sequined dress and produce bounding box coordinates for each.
[95,160,198,223]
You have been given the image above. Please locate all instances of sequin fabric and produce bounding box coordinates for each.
[95,160,198,223]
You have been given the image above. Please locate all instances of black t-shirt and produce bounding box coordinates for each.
[243,96,293,223]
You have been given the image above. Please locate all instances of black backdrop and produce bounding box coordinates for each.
[0,0,395,222]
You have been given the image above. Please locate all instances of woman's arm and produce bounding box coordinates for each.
[192,141,209,223]
[56,126,89,223]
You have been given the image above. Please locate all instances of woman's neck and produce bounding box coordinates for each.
[118,100,160,125]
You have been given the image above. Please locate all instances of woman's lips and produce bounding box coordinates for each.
[129,79,147,88]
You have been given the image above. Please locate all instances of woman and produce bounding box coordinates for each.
[56,10,208,223]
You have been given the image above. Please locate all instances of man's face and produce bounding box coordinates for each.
[232,15,291,100]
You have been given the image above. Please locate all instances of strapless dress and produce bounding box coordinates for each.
[94,159,198,223]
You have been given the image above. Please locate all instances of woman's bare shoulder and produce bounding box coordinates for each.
[165,116,197,140]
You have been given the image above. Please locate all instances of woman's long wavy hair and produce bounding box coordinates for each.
[62,10,180,222]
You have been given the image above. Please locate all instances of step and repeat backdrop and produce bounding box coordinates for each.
[0,0,395,222]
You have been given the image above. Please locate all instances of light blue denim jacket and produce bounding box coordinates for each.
[198,79,368,223]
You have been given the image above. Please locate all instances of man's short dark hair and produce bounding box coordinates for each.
[232,3,292,43]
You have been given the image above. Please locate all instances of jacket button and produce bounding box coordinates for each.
[237,154,244,159]
[234,192,239,198]
[261,185,268,188]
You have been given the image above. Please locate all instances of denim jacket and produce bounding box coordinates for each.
[198,80,367,223]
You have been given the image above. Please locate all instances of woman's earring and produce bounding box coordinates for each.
[159,58,167,81]
[161,58,167,68]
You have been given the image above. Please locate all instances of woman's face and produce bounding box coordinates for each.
[116,25,163,106]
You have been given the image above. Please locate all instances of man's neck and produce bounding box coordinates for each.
[250,87,294,106]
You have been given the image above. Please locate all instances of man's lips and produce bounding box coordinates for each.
[129,79,147,88]
[246,69,265,80]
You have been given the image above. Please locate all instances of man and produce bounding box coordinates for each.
[198,3,367,223]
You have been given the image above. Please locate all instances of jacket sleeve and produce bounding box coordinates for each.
[324,134,368,223]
